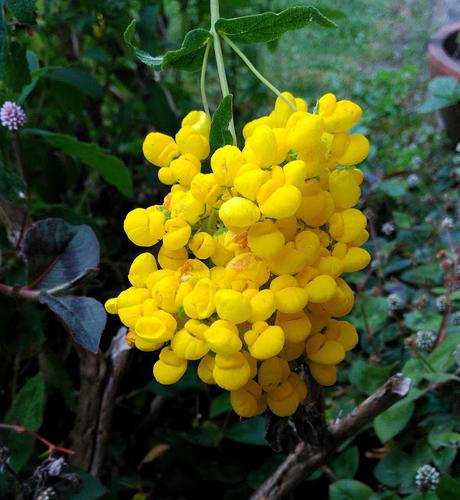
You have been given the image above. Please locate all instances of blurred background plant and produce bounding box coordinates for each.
[0,0,459,499]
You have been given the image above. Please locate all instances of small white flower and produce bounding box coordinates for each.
[415,330,436,351]
[415,464,440,491]
[387,293,404,311]
[382,222,395,236]
[407,174,420,188]
[441,217,454,230]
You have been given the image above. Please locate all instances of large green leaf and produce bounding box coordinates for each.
[39,293,106,353]
[224,416,268,445]
[123,19,163,69]
[349,359,395,395]
[374,450,412,487]
[6,0,36,25]
[216,6,336,45]
[329,479,373,500]
[419,76,460,113]
[428,332,460,371]
[163,28,212,71]
[209,94,234,150]
[21,218,100,291]
[6,373,45,430]
[374,401,414,443]
[24,129,133,196]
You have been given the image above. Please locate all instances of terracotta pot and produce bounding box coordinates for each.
[428,23,460,144]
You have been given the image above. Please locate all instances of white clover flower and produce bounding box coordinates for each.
[387,292,404,311]
[441,217,454,230]
[415,330,436,351]
[0,101,27,131]
[415,464,440,491]
[407,174,420,188]
[436,294,448,312]
[382,221,395,236]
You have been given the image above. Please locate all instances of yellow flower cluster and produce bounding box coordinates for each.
[105,91,371,418]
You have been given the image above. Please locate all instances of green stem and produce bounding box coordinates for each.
[222,34,297,111]
[210,0,237,145]
[200,40,212,116]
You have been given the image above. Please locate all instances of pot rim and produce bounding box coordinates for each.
[429,22,460,75]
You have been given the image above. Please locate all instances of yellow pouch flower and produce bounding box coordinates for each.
[244,322,285,360]
[325,319,359,351]
[230,380,266,417]
[219,197,260,229]
[171,325,209,360]
[243,124,278,167]
[306,333,345,365]
[117,287,151,328]
[135,310,177,343]
[304,275,337,303]
[211,145,244,186]
[214,289,252,324]
[266,380,300,417]
[169,154,201,186]
[295,230,321,265]
[234,169,269,200]
[213,352,251,390]
[341,247,371,273]
[197,354,216,384]
[158,245,188,271]
[163,217,191,251]
[183,278,216,319]
[123,206,165,247]
[189,232,216,259]
[204,319,242,355]
[143,132,179,168]
[275,311,311,343]
[258,356,290,392]
[329,168,361,210]
[175,126,210,160]
[128,252,158,288]
[309,362,337,386]
[259,185,302,219]
[153,347,187,385]
[247,289,276,322]
[247,220,285,258]
[181,110,211,137]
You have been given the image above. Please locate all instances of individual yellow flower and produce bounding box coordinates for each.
[171,320,209,360]
[246,289,276,322]
[306,333,346,365]
[219,197,260,229]
[158,245,188,271]
[270,275,309,314]
[247,221,285,258]
[197,354,215,384]
[318,93,363,133]
[143,132,179,168]
[204,319,242,355]
[189,232,216,259]
[175,126,210,160]
[225,253,270,289]
[153,347,187,385]
[214,289,252,324]
[266,380,300,417]
[116,287,150,328]
[304,275,337,303]
[150,275,179,313]
[213,352,251,390]
[183,278,216,319]
[294,230,321,265]
[258,357,290,392]
[128,253,158,288]
[329,208,367,243]
[169,154,201,186]
[309,362,337,386]
[275,311,311,343]
[243,125,278,167]
[267,243,307,276]
[211,145,244,186]
[162,217,191,250]
[259,185,302,219]
[234,168,269,200]
[329,168,362,210]
[123,206,165,247]
[244,322,285,360]
[324,319,359,351]
[135,310,177,343]
[181,110,211,137]
[230,380,266,417]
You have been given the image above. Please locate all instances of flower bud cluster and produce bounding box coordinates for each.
[105,92,371,417]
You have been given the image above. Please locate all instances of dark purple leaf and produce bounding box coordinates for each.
[21,218,99,290]
[39,292,106,353]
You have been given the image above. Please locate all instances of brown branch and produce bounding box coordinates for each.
[90,327,131,476]
[70,327,130,474]
[251,373,411,500]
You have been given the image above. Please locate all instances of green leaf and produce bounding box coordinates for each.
[379,178,407,198]
[331,446,360,479]
[401,264,443,286]
[47,67,103,99]
[437,475,460,500]
[353,296,388,332]
[39,293,106,353]
[123,20,163,69]
[404,311,442,332]
[225,416,268,446]
[17,49,40,103]
[430,432,460,449]
[0,163,26,202]
[6,373,45,430]
[209,94,234,150]
[374,401,414,443]
[374,450,412,487]
[329,479,373,500]
[419,76,460,113]
[6,0,36,25]
[209,392,231,418]
[21,218,100,291]
[24,129,133,196]
[7,432,34,471]
[216,6,336,45]
[428,332,460,371]
[349,360,395,395]
[163,28,212,72]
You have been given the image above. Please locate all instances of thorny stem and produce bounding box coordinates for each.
[200,40,212,116]
[0,424,76,456]
[210,0,237,144]
[222,34,297,111]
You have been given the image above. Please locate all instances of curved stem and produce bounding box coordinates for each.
[222,34,297,111]
[200,40,212,116]
[210,0,237,145]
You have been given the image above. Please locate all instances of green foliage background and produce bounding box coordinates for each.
[0,0,459,498]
